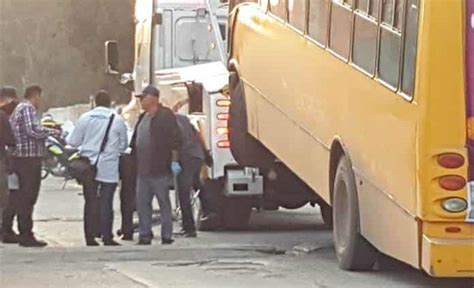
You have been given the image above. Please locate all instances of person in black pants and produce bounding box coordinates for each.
[174,114,213,237]
[9,85,61,247]
[118,153,137,240]
[0,87,17,242]
[68,91,128,246]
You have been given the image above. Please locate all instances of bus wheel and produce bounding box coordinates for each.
[319,202,333,228]
[228,72,274,170]
[333,155,377,271]
[221,197,253,230]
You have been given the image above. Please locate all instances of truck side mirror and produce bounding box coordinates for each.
[105,41,119,75]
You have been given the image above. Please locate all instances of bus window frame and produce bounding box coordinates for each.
[351,9,379,77]
[231,0,418,102]
[327,0,353,62]
[305,0,331,49]
[269,0,289,22]
[287,0,309,34]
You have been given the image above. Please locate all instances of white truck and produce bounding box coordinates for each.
[104,0,265,230]
[105,0,331,230]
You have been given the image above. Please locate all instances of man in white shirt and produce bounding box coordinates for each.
[68,90,128,246]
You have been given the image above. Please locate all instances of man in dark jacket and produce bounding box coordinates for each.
[0,87,17,241]
[130,85,182,245]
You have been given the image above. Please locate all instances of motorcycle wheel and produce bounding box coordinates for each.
[41,168,50,180]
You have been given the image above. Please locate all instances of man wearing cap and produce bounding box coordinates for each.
[0,86,17,242]
[130,85,182,245]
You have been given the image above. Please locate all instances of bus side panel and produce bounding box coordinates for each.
[356,173,420,268]
[232,5,419,266]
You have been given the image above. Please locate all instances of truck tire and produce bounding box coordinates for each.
[228,72,274,170]
[220,197,253,230]
[333,155,377,271]
[195,179,223,231]
[271,162,312,209]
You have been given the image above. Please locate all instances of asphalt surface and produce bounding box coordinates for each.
[0,177,472,287]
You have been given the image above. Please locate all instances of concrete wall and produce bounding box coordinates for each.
[0,0,135,110]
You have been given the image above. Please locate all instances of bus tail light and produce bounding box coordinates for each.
[217,113,230,121]
[216,127,229,135]
[217,140,230,148]
[437,153,465,169]
[441,198,468,213]
[216,99,231,107]
[438,175,466,191]
[445,226,462,233]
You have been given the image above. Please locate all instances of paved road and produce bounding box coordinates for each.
[0,178,472,287]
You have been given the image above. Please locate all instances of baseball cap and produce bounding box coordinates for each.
[136,85,160,98]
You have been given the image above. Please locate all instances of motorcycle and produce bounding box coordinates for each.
[41,116,79,187]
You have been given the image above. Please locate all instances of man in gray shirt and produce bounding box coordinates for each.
[130,85,182,245]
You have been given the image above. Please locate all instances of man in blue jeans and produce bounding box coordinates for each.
[69,91,128,246]
[130,85,182,245]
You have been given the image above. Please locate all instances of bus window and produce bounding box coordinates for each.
[288,0,306,32]
[382,0,395,25]
[270,0,287,20]
[357,0,379,17]
[353,9,378,74]
[382,0,403,31]
[329,0,352,59]
[369,0,380,17]
[401,0,419,97]
[378,0,403,88]
[308,0,329,46]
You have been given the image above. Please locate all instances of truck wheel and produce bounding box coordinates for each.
[333,156,377,271]
[228,72,274,170]
[319,202,333,228]
[196,179,223,231]
[277,194,308,209]
[221,197,253,230]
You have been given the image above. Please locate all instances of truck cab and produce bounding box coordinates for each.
[106,0,228,95]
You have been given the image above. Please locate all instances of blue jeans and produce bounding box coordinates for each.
[99,182,117,240]
[136,175,172,241]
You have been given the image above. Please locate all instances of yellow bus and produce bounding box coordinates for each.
[226,0,474,277]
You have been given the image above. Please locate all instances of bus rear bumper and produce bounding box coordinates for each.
[421,235,474,277]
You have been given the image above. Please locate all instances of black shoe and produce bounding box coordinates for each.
[137,238,152,245]
[161,238,174,245]
[121,234,133,241]
[19,237,48,247]
[103,239,121,246]
[86,239,100,246]
[184,231,197,238]
[2,232,20,244]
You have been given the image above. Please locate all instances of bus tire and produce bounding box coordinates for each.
[221,197,253,230]
[333,155,377,271]
[228,72,274,170]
